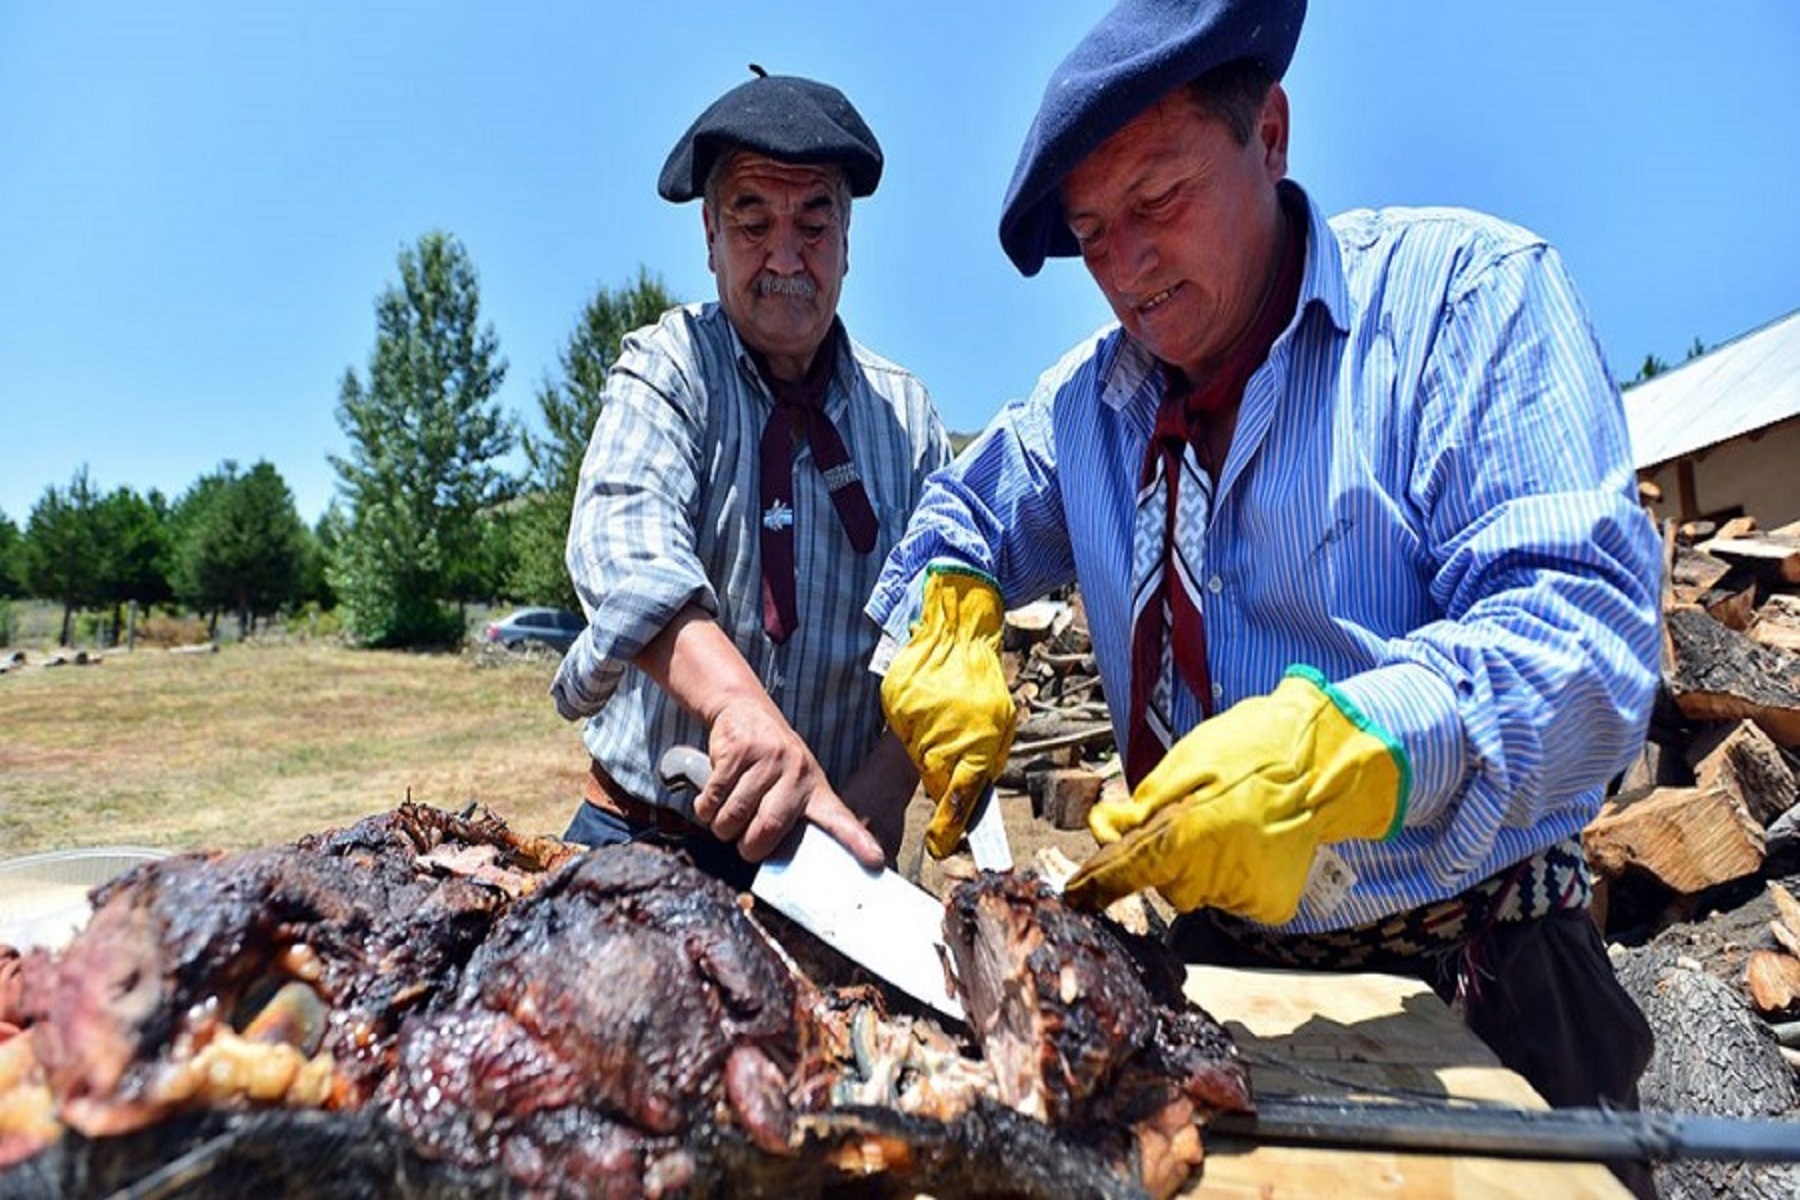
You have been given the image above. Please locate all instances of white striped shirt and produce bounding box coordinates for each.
[868,184,1661,932]
[553,302,951,813]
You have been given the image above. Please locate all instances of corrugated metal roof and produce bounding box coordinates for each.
[1622,307,1800,469]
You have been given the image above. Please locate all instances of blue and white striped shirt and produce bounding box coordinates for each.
[553,302,952,814]
[868,184,1661,932]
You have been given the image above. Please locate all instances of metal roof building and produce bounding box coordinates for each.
[1624,308,1800,528]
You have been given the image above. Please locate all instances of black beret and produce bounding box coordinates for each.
[998,0,1306,276]
[658,69,883,203]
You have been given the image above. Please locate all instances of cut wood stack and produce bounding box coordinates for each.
[998,591,1124,831]
[1585,512,1800,937]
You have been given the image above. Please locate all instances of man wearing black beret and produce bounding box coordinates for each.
[871,4,1658,1189]
[552,69,951,885]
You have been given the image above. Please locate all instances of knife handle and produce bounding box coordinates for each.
[658,745,712,794]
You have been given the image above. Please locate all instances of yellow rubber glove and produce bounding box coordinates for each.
[1064,666,1409,924]
[880,565,1018,859]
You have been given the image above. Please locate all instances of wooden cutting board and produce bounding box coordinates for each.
[1177,967,1631,1199]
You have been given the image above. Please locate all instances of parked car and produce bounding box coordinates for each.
[482,607,584,653]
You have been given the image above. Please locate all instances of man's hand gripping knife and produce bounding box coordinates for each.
[880,564,1018,860]
[1065,666,1411,925]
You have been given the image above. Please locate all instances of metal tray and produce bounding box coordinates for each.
[0,847,167,950]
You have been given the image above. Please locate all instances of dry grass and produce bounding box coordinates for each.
[0,639,1101,886]
[0,643,588,856]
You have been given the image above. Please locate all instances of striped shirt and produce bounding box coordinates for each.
[868,183,1661,933]
[553,302,951,814]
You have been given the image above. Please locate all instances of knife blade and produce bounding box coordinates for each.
[657,746,964,1022]
[963,783,1013,872]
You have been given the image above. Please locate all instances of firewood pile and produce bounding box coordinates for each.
[1587,503,1800,1200]
[997,592,1128,833]
[1589,509,1800,935]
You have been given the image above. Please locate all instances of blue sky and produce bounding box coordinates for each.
[3,2,1796,527]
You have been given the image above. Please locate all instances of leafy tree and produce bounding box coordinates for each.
[170,462,307,638]
[295,509,337,613]
[510,267,678,609]
[167,468,237,632]
[329,231,515,647]
[92,486,173,643]
[22,467,104,646]
[0,511,23,599]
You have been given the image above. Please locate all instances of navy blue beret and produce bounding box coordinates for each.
[999,0,1306,276]
[658,69,883,203]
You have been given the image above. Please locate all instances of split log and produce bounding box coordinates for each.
[1769,883,1800,958]
[1700,567,1761,630]
[1672,545,1734,592]
[1746,950,1800,1015]
[1700,533,1800,585]
[1003,601,1070,653]
[1028,768,1104,832]
[1009,716,1115,759]
[1583,784,1764,895]
[1750,594,1800,655]
[1664,606,1800,746]
[1687,720,1800,825]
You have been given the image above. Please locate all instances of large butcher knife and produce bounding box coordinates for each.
[657,746,964,1022]
[963,782,1013,873]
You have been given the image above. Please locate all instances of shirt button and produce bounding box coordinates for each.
[1211,682,1224,700]
[1207,575,1224,594]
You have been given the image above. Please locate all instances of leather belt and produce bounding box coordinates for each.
[585,760,696,837]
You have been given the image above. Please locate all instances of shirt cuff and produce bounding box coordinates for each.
[1330,661,1466,826]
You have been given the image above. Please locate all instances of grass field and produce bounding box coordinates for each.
[0,633,1099,891]
[0,641,587,857]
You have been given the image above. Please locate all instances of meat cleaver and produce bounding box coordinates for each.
[656,746,964,1022]
[963,783,1013,873]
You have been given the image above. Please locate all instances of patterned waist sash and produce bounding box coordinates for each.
[1209,837,1593,971]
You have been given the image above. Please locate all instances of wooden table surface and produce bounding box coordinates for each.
[1178,967,1631,1199]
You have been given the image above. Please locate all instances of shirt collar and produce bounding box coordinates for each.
[727,314,854,411]
[1097,180,1349,412]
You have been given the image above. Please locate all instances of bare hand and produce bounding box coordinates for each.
[694,697,885,869]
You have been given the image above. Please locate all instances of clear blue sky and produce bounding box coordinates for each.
[4,2,1796,527]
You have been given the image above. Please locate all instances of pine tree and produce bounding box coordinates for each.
[510,267,677,609]
[329,232,514,647]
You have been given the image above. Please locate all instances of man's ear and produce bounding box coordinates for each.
[1260,83,1290,182]
[702,204,718,273]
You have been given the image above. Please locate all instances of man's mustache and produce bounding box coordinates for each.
[755,274,817,299]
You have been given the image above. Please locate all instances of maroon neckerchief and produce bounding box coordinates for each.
[751,327,878,644]
[1124,201,1306,787]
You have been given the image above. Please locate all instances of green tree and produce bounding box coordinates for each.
[22,467,104,646]
[92,486,172,644]
[171,462,307,638]
[167,468,236,632]
[329,232,515,647]
[0,511,23,599]
[295,510,337,613]
[510,267,678,609]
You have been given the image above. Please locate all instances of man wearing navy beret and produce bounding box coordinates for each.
[871,2,1658,1182]
[553,69,951,885]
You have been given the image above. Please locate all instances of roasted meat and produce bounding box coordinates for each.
[7,803,569,1149]
[942,870,1254,1199]
[1,807,1252,1200]
[378,842,810,1197]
